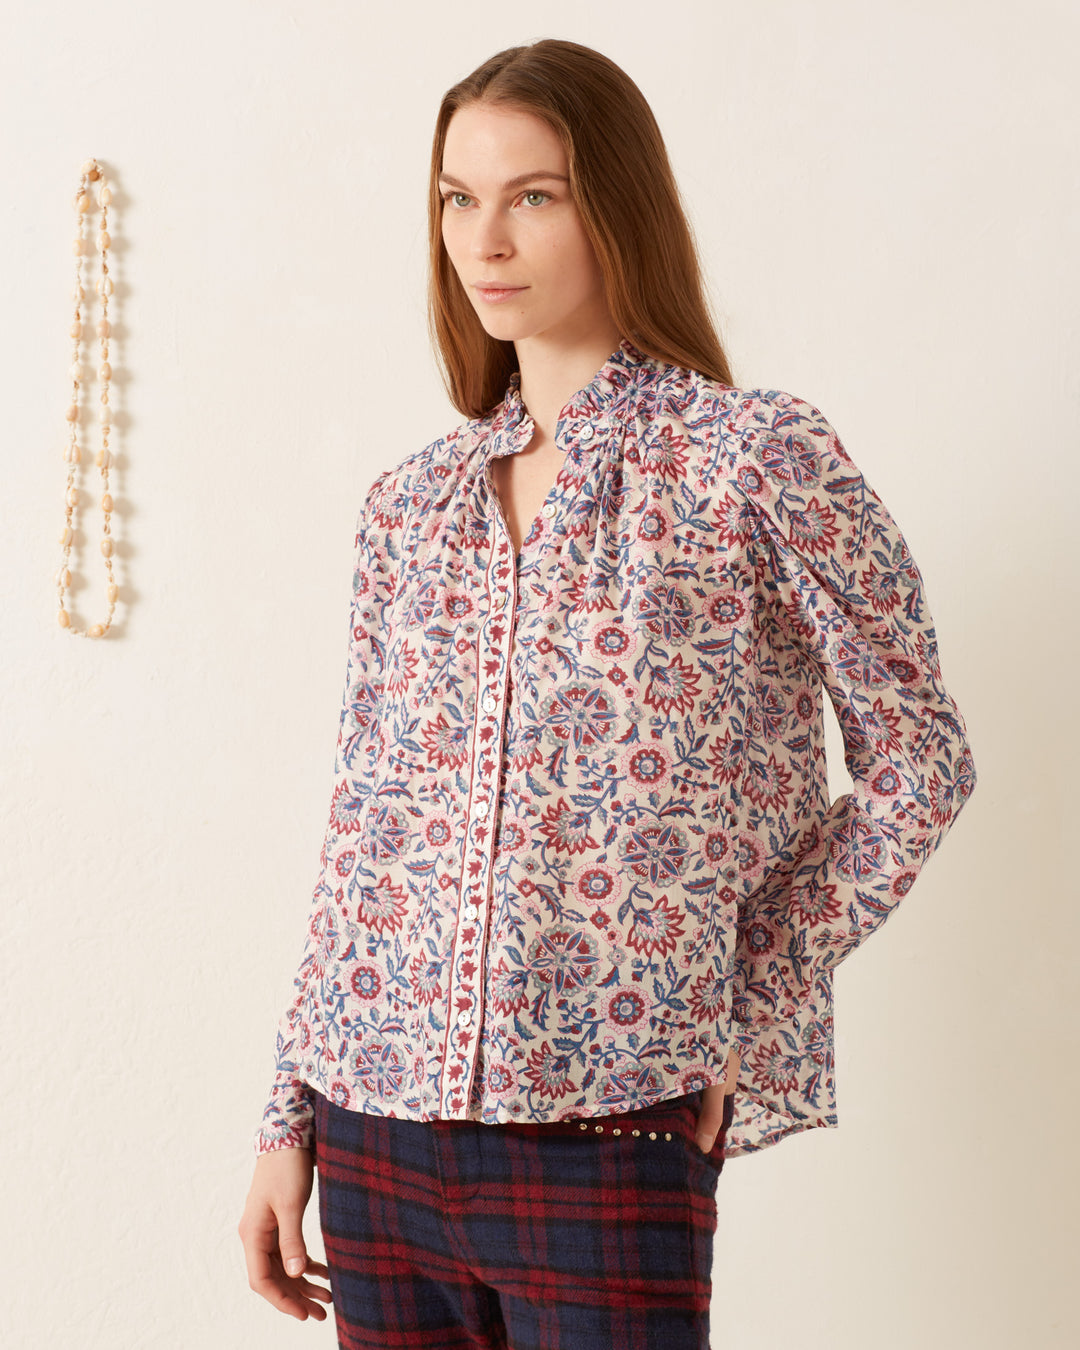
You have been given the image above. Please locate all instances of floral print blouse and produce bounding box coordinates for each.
[254,336,976,1159]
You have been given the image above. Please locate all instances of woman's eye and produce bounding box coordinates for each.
[440,190,551,209]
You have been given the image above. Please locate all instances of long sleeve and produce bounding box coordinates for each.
[253,473,393,1155]
[728,394,977,1046]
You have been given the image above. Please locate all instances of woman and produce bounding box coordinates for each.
[239,38,976,1349]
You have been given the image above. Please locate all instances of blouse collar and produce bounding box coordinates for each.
[493,336,648,456]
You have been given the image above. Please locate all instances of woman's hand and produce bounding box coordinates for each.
[695,1045,740,1154]
[238,1146,333,1322]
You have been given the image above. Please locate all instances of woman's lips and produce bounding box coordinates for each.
[477,286,527,303]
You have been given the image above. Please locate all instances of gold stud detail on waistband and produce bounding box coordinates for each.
[572,1122,672,1140]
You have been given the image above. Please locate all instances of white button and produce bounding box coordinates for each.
[463,903,479,921]
[493,588,506,608]
[542,502,556,518]
[579,424,594,442]
[481,692,495,712]
[456,1009,472,1028]
[475,798,489,817]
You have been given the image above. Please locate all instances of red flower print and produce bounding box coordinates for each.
[625,743,673,791]
[601,983,654,1032]
[352,561,376,605]
[793,685,817,723]
[736,831,767,880]
[703,827,732,866]
[788,879,843,928]
[643,651,702,716]
[624,894,687,958]
[353,877,409,936]
[884,655,921,685]
[687,967,727,1022]
[442,587,478,622]
[407,948,444,1007]
[507,733,545,778]
[566,569,618,614]
[867,762,905,806]
[573,862,621,908]
[888,868,918,901]
[859,560,901,614]
[327,1078,353,1108]
[712,492,757,550]
[640,421,691,481]
[746,1038,801,1094]
[591,622,634,661]
[420,712,470,771]
[523,1042,576,1100]
[349,962,384,1004]
[780,594,819,643]
[743,752,794,814]
[256,358,976,1165]
[333,848,357,879]
[384,636,421,697]
[707,727,744,785]
[742,917,780,958]
[489,957,530,1017]
[927,771,955,829]
[706,589,749,629]
[329,778,371,834]
[484,1058,519,1097]
[537,798,599,855]
[787,496,841,557]
[859,697,904,756]
[636,505,674,549]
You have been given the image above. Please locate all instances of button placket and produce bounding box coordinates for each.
[439,525,516,1117]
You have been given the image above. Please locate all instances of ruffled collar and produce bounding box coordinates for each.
[494,336,648,455]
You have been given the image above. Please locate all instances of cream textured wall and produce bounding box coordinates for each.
[2,2,1075,1347]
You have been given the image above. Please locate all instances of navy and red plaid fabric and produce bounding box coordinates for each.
[312,1087,735,1349]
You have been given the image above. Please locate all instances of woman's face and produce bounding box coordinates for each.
[439,103,613,348]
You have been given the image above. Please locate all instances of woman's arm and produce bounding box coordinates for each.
[729,392,977,1040]
[253,474,393,1155]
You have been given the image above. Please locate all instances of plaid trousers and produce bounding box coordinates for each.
[312,1086,735,1350]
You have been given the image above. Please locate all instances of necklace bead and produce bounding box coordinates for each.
[57,157,117,638]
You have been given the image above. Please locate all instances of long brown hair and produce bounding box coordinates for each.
[426,38,736,420]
